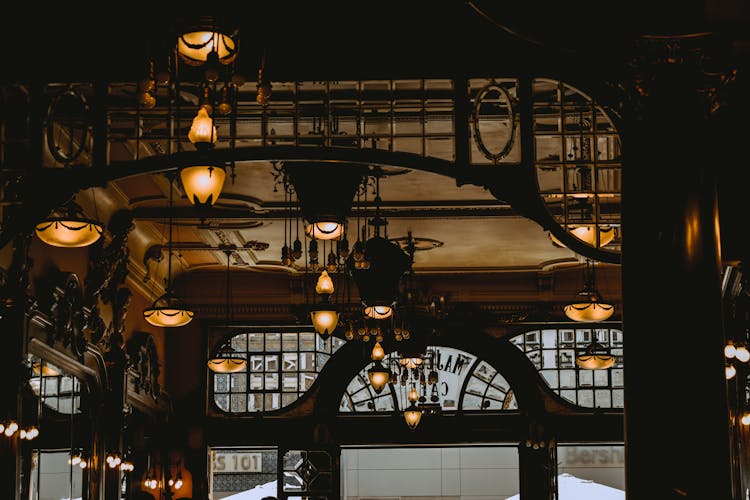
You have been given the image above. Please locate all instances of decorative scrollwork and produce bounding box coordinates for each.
[126,331,161,401]
[45,88,91,165]
[49,273,87,359]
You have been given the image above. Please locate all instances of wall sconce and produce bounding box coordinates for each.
[35,200,103,248]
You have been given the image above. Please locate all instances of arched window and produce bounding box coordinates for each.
[339,346,517,412]
[511,327,624,408]
[211,328,346,413]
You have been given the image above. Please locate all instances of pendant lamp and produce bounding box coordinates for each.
[563,259,614,322]
[176,16,238,67]
[575,340,615,370]
[35,199,103,248]
[207,247,247,373]
[143,176,195,328]
[368,361,391,394]
[180,107,226,207]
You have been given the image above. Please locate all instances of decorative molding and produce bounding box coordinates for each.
[125,331,161,402]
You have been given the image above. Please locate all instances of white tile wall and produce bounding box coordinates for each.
[342,447,519,500]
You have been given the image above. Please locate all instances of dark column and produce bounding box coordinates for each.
[622,35,734,498]
[518,440,557,500]
[0,235,31,500]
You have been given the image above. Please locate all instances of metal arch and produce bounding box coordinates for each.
[45,88,91,165]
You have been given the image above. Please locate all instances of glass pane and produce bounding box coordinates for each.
[473,361,496,382]
[283,373,298,391]
[595,389,612,407]
[541,370,559,389]
[611,369,624,387]
[578,389,594,407]
[485,385,507,402]
[316,335,330,353]
[230,334,247,352]
[215,394,229,411]
[542,330,557,348]
[265,373,279,390]
[299,332,316,351]
[299,352,315,371]
[266,333,281,351]
[230,393,247,412]
[248,393,264,411]
[594,370,609,387]
[559,370,576,388]
[250,374,263,390]
[283,332,298,351]
[283,353,298,371]
[373,395,395,411]
[248,333,264,351]
[283,471,303,491]
[282,393,298,407]
[331,337,346,353]
[612,389,625,407]
[266,393,281,410]
[265,355,279,371]
[249,355,264,372]
[316,352,330,370]
[578,370,593,387]
[300,373,316,392]
[462,393,483,410]
[542,350,557,369]
[230,373,246,392]
[466,376,488,396]
[214,374,229,392]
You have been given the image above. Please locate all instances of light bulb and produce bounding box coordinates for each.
[175,479,183,489]
[0,424,4,433]
[725,342,737,359]
[70,455,81,466]
[168,478,174,487]
[79,460,88,469]
[736,346,750,363]
[8,422,18,433]
[19,430,26,439]
[742,412,750,426]
[408,385,419,403]
[726,364,737,379]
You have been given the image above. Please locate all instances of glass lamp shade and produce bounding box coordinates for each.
[207,345,247,373]
[143,294,195,327]
[364,305,393,320]
[575,342,615,370]
[736,346,750,363]
[408,386,419,403]
[177,30,237,66]
[726,364,737,380]
[188,107,218,146]
[305,221,345,240]
[180,165,226,206]
[35,217,103,248]
[310,308,339,336]
[564,293,614,322]
[371,341,385,361]
[403,403,423,430]
[315,270,335,295]
[725,342,737,359]
[549,225,616,248]
[368,361,391,394]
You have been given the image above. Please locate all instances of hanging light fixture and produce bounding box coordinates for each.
[180,107,226,206]
[143,175,195,328]
[575,340,615,370]
[403,403,423,430]
[368,361,391,394]
[35,199,103,248]
[176,16,238,67]
[563,259,615,322]
[208,247,247,373]
[310,252,340,337]
[549,225,616,249]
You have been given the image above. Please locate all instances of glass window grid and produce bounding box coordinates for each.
[212,329,344,414]
[29,355,82,415]
[532,78,622,252]
[340,346,518,413]
[511,328,624,409]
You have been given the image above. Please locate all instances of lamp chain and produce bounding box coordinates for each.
[166,175,174,293]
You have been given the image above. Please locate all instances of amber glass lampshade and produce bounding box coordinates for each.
[364,305,393,320]
[403,403,423,430]
[188,107,218,146]
[180,165,226,206]
[371,341,385,361]
[315,270,335,295]
[575,342,615,370]
[563,292,615,322]
[310,307,339,337]
[35,200,104,248]
[143,293,194,328]
[550,225,616,248]
[368,361,391,394]
[207,344,247,373]
[305,221,345,241]
[177,23,237,66]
